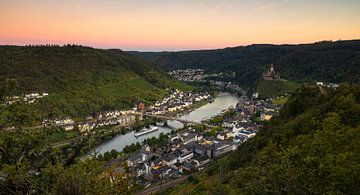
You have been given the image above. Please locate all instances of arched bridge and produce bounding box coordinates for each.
[144,114,214,127]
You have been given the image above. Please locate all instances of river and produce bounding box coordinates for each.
[93,92,238,155]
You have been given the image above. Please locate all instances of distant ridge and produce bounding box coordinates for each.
[129,39,360,89]
[0,45,190,117]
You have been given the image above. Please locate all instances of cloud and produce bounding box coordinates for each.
[195,0,235,14]
[251,0,294,12]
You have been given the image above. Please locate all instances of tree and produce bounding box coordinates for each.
[103,151,112,161]
[110,149,118,159]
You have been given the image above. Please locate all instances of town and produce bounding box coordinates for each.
[43,88,212,133]
[5,92,49,105]
[169,69,236,84]
[107,90,282,188]
[169,69,243,93]
[38,85,281,188]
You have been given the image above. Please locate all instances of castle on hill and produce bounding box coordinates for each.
[263,64,281,80]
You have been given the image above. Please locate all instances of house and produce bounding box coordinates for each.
[162,153,178,166]
[210,141,233,158]
[238,130,256,139]
[316,82,324,86]
[216,132,226,140]
[134,163,151,177]
[261,112,273,121]
[177,147,194,163]
[191,142,209,156]
[151,165,173,181]
[126,152,152,167]
[126,153,143,167]
[225,130,234,138]
[193,155,210,168]
[232,123,244,133]
[150,159,163,170]
[63,124,74,131]
[233,134,248,144]
[168,106,177,112]
[264,104,276,112]
[222,122,233,128]
[181,131,198,145]
[137,102,145,110]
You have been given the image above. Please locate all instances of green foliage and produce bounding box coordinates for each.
[250,111,262,123]
[206,126,224,137]
[0,84,133,194]
[103,151,112,161]
[110,149,119,159]
[0,45,191,117]
[123,142,142,154]
[208,116,224,125]
[131,40,360,90]
[187,175,199,184]
[193,124,206,132]
[271,96,289,105]
[142,132,169,147]
[206,161,220,176]
[257,80,300,98]
[47,160,131,194]
[182,84,360,194]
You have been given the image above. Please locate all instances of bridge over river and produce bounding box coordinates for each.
[144,114,214,128]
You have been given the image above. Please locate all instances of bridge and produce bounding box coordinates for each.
[144,114,214,127]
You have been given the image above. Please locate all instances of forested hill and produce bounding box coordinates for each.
[0,45,189,117]
[130,40,360,88]
[167,84,360,194]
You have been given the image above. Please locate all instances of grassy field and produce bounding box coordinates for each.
[271,96,290,105]
[100,77,156,98]
[99,76,194,106]
[257,80,300,98]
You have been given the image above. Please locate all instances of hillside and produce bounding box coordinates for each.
[256,80,300,98]
[165,84,360,194]
[0,45,190,117]
[130,40,360,90]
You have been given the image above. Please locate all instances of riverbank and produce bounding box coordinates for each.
[88,92,238,156]
[81,97,217,156]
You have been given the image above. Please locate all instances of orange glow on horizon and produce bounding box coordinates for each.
[1,0,360,51]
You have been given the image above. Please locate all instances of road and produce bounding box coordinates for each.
[138,176,189,195]
[144,114,215,128]
[138,172,201,195]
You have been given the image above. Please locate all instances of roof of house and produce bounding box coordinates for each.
[127,153,143,162]
[194,155,209,162]
[162,153,178,162]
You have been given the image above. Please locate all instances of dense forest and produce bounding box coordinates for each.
[166,84,360,194]
[0,45,189,118]
[130,40,360,89]
[0,82,135,194]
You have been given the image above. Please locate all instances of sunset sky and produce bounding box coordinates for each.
[1,0,360,51]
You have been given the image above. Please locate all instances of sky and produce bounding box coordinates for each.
[0,0,360,51]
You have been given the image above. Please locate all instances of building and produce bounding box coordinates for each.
[261,112,273,121]
[210,141,233,158]
[263,64,280,80]
[137,102,145,110]
[238,130,256,139]
[177,147,194,163]
[181,131,198,145]
[126,152,152,167]
[162,153,178,166]
[193,155,210,168]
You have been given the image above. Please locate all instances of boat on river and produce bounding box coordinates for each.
[156,121,165,126]
[134,126,159,137]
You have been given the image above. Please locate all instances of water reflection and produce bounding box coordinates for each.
[93,92,238,154]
